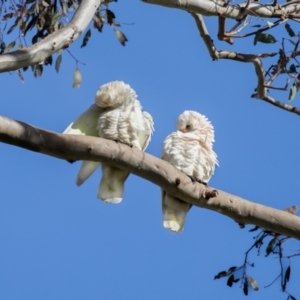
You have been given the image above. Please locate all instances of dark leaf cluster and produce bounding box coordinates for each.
[0,0,77,49]
[214,264,258,296]
[0,0,127,82]
[83,6,128,48]
[214,206,299,298]
[254,23,300,102]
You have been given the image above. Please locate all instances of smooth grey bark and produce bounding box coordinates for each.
[1,114,300,240]
[142,0,300,19]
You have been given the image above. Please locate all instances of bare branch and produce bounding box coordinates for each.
[232,19,285,39]
[189,13,300,116]
[258,95,300,116]
[190,13,219,60]
[264,77,291,90]
[1,114,300,240]
[227,16,250,35]
[190,13,268,98]
[281,0,300,8]
[219,51,267,98]
[0,0,102,73]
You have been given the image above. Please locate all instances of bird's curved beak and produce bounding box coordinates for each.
[180,128,187,133]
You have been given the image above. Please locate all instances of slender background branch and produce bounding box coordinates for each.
[190,12,300,116]
[142,0,300,19]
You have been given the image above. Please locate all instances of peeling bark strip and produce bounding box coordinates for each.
[1,114,300,240]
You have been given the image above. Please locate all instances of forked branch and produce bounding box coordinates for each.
[190,13,300,116]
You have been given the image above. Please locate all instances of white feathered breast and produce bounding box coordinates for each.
[162,111,218,183]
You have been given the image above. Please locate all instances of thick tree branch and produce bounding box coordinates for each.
[1,114,300,240]
[142,0,300,19]
[0,0,101,73]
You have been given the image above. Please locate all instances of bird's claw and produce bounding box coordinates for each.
[199,180,208,186]
[188,176,196,184]
[188,176,208,186]
[114,139,133,147]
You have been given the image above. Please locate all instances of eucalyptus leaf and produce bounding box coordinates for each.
[5,41,16,52]
[72,68,82,88]
[243,278,248,296]
[265,238,276,256]
[285,23,296,37]
[254,33,276,45]
[81,29,91,48]
[55,54,62,73]
[114,29,128,46]
[247,276,259,291]
[227,274,234,287]
[289,64,297,73]
[16,69,25,83]
[288,84,297,102]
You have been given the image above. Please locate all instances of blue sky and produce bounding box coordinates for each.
[0,1,299,299]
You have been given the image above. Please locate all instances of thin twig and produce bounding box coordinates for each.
[66,49,86,65]
[233,19,285,38]
[217,15,234,44]
[258,95,300,116]
[264,274,281,288]
[264,85,287,91]
[278,241,285,291]
[264,78,291,90]
[281,0,300,8]
[218,51,267,98]
[285,252,300,258]
[227,16,250,35]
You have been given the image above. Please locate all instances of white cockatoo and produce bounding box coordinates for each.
[161,110,218,233]
[63,81,154,203]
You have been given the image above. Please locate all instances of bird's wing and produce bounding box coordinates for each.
[63,104,104,186]
[63,104,104,137]
[161,132,186,166]
[161,132,193,233]
[161,133,173,161]
[138,111,155,151]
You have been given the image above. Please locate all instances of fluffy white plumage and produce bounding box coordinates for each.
[63,81,154,203]
[161,110,218,233]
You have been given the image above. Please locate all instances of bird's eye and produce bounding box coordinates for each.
[186,124,191,131]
